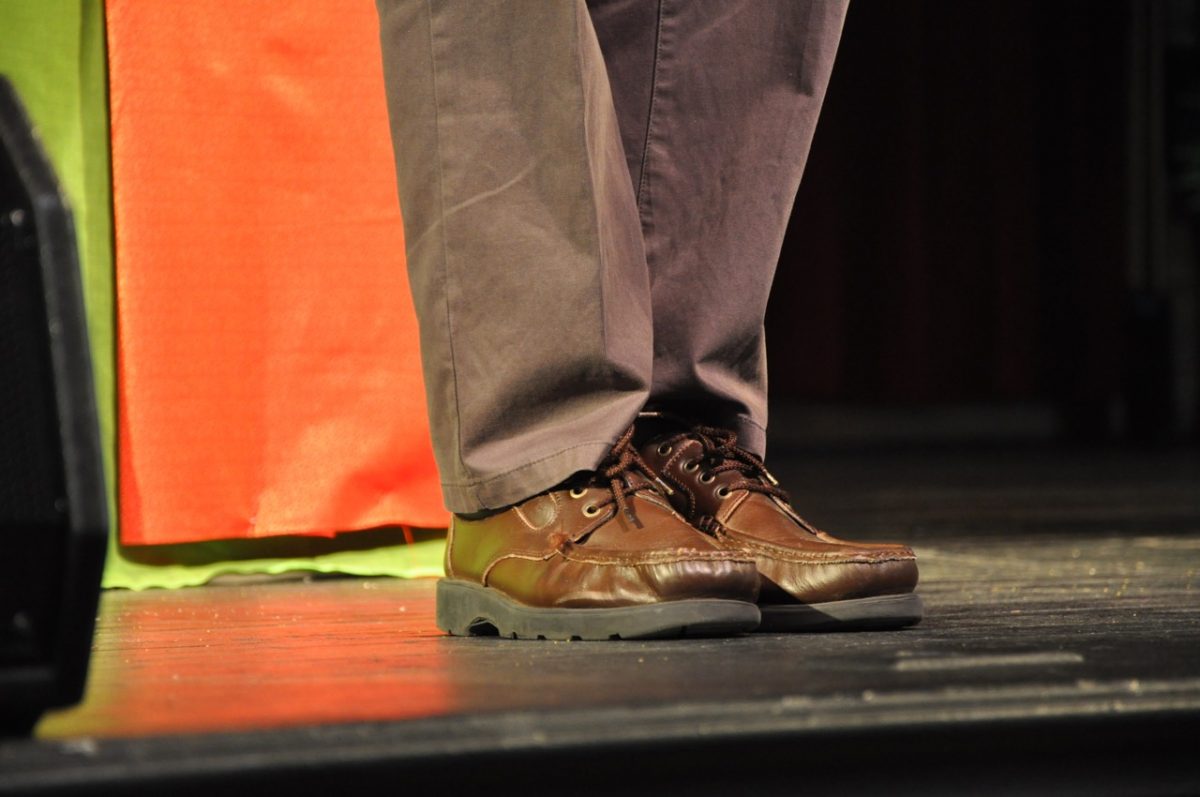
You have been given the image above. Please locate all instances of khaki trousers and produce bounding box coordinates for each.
[377,0,848,513]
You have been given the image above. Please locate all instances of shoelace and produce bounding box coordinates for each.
[653,415,790,503]
[588,425,673,525]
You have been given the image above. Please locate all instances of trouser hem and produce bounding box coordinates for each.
[440,439,617,514]
[732,414,767,459]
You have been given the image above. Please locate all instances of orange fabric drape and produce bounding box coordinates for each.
[109,1,447,544]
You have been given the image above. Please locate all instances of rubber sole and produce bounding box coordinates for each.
[437,579,762,641]
[757,592,924,632]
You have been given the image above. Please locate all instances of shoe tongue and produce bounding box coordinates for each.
[622,470,654,493]
[632,412,691,448]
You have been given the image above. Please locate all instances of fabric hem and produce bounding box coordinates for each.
[440,439,616,513]
[731,413,767,458]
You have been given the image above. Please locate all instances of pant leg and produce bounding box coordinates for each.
[376,0,652,512]
[587,0,850,455]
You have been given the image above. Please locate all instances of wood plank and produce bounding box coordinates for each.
[32,447,1200,739]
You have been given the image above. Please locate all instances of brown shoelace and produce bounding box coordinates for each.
[588,425,673,525]
[653,415,790,503]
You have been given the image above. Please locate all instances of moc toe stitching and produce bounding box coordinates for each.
[729,536,914,565]
[557,549,756,566]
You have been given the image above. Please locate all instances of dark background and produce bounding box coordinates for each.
[768,0,1200,446]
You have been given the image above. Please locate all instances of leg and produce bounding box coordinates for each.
[376,0,762,639]
[587,2,923,631]
[377,0,651,513]
[588,0,849,455]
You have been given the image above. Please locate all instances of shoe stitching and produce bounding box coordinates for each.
[769,494,827,535]
[480,551,556,587]
[732,536,915,564]
[511,504,537,530]
[481,549,751,585]
[636,491,676,513]
[513,494,558,531]
[699,510,915,564]
[560,549,752,565]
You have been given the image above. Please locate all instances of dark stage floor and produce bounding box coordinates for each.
[3,446,1199,795]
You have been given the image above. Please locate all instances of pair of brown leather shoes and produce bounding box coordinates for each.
[436,416,922,640]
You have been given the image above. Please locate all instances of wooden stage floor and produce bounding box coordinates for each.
[3,446,1199,794]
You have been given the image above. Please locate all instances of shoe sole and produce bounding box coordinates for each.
[757,593,924,632]
[437,579,761,641]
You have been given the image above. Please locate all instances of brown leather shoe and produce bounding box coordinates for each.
[436,426,762,640]
[638,415,922,632]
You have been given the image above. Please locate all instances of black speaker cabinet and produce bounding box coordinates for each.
[0,76,107,735]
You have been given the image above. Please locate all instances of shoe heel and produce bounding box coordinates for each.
[436,579,497,636]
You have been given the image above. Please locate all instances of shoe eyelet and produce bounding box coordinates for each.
[582,504,600,517]
[715,486,731,499]
[682,459,699,472]
[699,472,715,484]
[569,487,587,499]
[656,443,672,456]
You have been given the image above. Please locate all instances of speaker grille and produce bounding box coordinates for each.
[0,76,106,727]
[0,201,67,525]
[0,163,68,667]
